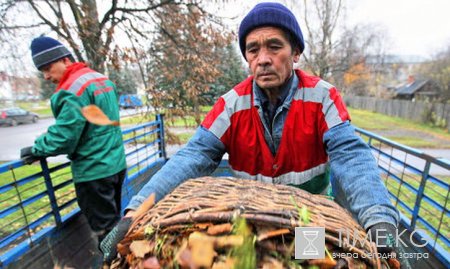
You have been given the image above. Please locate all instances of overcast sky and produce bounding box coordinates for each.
[347,0,450,58]
[219,0,450,59]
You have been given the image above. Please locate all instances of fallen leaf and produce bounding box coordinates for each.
[207,223,233,235]
[214,235,244,248]
[117,242,130,256]
[188,232,217,268]
[257,228,290,241]
[388,258,401,269]
[141,256,161,269]
[81,105,119,126]
[308,256,337,269]
[130,240,152,258]
[175,241,196,269]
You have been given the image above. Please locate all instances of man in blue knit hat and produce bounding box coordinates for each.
[21,36,127,246]
[101,3,410,268]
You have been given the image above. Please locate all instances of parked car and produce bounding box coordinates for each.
[119,94,143,109]
[0,107,39,126]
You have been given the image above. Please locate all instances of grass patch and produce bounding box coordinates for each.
[121,113,156,126]
[122,128,159,145]
[349,108,450,148]
[176,132,194,144]
[349,109,392,130]
[383,136,439,148]
[0,163,77,243]
[31,107,52,117]
[121,114,202,128]
[14,100,53,117]
[201,106,212,112]
[349,108,450,139]
[166,116,200,128]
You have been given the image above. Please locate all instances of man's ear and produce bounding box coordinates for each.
[293,48,301,63]
[63,57,72,66]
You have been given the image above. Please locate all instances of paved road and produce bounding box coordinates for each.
[0,118,58,161]
[377,148,450,176]
[0,108,143,161]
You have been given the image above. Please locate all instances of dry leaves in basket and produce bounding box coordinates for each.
[109,177,400,269]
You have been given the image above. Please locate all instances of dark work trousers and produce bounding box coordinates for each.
[74,169,126,243]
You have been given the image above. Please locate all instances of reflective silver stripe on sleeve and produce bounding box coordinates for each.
[208,90,252,138]
[230,162,327,185]
[294,80,343,129]
[208,110,230,139]
[67,72,107,95]
[318,80,343,128]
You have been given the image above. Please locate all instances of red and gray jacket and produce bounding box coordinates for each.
[128,69,399,229]
[202,69,350,191]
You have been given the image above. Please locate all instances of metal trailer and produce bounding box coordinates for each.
[0,115,448,268]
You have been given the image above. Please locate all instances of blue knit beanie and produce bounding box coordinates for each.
[238,2,305,59]
[30,36,72,70]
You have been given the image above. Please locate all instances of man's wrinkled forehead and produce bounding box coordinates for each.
[245,26,289,50]
[245,27,288,49]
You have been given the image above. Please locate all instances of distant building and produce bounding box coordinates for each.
[367,54,428,83]
[0,72,13,102]
[0,72,40,103]
[394,75,439,101]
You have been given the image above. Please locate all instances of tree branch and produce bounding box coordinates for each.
[0,22,46,30]
[26,0,59,33]
[99,0,117,27]
[114,0,175,13]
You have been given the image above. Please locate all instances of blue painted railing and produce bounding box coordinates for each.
[355,127,449,268]
[0,115,167,267]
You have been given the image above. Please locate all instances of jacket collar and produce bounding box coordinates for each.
[252,70,299,110]
[56,62,87,90]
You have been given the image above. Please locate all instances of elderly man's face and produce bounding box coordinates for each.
[40,58,70,84]
[245,26,300,91]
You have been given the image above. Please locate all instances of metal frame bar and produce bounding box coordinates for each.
[0,115,167,267]
[355,127,450,267]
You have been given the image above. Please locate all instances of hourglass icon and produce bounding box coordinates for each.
[302,230,319,255]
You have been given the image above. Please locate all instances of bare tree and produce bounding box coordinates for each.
[280,0,389,96]
[299,0,343,79]
[0,1,43,76]
[334,24,389,95]
[0,0,228,73]
[417,45,450,103]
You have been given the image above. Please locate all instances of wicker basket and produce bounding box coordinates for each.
[111,177,399,269]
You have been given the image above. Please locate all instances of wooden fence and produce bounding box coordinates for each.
[343,96,450,130]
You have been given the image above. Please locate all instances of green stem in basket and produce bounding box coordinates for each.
[290,196,310,225]
[231,217,256,269]
[325,246,334,261]
[301,205,310,225]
